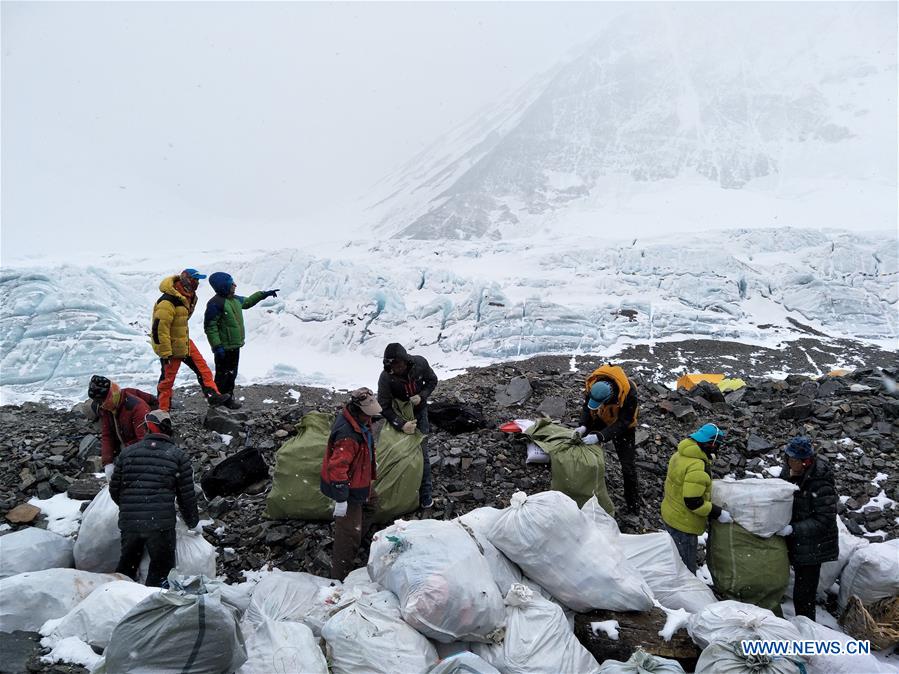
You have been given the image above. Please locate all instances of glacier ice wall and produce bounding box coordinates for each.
[0,228,895,404]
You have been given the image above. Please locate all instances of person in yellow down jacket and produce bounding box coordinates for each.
[151,269,229,411]
[660,423,732,573]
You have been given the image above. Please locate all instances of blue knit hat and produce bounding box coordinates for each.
[690,423,726,444]
[587,381,613,409]
[785,436,814,459]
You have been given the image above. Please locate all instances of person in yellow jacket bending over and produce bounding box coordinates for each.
[151,269,230,411]
[575,364,641,513]
[660,423,732,573]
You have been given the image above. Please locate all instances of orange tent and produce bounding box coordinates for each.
[676,373,725,390]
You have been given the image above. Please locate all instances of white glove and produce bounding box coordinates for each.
[333,501,348,518]
[409,395,421,406]
[104,464,114,481]
[717,510,733,524]
[582,434,599,445]
[573,426,587,438]
[401,421,417,435]
[776,524,793,537]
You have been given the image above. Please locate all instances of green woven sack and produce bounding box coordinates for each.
[264,411,335,520]
[372,400,423,523]
[525,419,614,513]
[708,520,790,616]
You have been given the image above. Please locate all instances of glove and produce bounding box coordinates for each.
[573,426,587,439]
[409,394,422,406]
[582,434,599,445]
[265,289,280,298]
[333,501,348,518]
[402,421,417,435]
[104,464,114,481]
[717,510,733,524]
[213,346,225,358]
[776,524,793,537]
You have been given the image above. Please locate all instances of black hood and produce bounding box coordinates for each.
[383,342,409,364]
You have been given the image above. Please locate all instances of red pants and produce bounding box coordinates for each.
[157,340,219,411]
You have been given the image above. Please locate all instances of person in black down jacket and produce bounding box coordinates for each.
[780,436,839,621]
[377,343,438,509]
[109,409,200,587]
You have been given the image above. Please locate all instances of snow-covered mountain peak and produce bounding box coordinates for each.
[364,4,896,240]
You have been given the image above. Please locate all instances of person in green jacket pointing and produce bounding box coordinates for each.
[660,422,732,573]
[204,272,279,408]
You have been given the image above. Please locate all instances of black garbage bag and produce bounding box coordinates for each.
[427,402,486,434]
[201,447,269,499]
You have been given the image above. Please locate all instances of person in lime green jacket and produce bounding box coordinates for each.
[660,423,732,573]
[204,272,279,407]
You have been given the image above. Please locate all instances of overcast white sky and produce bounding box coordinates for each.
[2,1,629,260]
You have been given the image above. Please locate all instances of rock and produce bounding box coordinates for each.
[84,456,103,473]
[634,429,650,447]
[265,525,294,545]
[574,607,699,671]
[35,481,54,500]
[48,473,73,493]
[495,376,533,407]
[797,381,819,399]
[204,407,244,436]
[536,395,567,419]
[5,503,41,524]
[67,478,103,501]
[779,399,814,420]
[78,434,99,458]
[672,405,696,422]
[743,434,774,457]
[273,429,289,439]
[208,496,231,518]
[817,379,845,398]
[691,381,726,404]
[866,517,888,532]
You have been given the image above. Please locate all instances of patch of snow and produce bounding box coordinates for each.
[590,620,619,640]
[766,465,783,477]
[872,472,889,486]
[859,490,896,511]
[287,389,302,401]
[0,523,10,533]
[218,433,233,446]
[697,532,708,548]
[27,493,86,537]
[839,495,850,504]
[40,636,102,670]
[568,355,577,373]
[657,605,692,641]
[262,398,276,404]
[836,452,847,460]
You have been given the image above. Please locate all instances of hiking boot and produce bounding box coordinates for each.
[207,392,231,407]
[225,397,243,410]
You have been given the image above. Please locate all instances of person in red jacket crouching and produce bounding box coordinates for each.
[87,375,158,480]
[320,387,382,580]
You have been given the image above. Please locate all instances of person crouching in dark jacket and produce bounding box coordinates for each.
[87,375,158,481]
[781,436,838,621]
[109,410,200,587]
[321,388,382,581]
[377,343,438,509]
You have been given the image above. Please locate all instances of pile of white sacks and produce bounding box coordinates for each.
[0,489,896,674]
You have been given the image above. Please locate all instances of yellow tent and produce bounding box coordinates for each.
[676,373,725,390]
[718,378,746,393]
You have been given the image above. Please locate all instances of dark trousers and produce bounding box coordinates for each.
[214,348,240,396]
[612,428,640,508]
[793,563,822,621]
[331,490,379,581]
[664,523,698,574]
[416,406,432,504]
[117,528,177,587]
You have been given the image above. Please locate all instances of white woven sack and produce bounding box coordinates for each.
[711,478,798,538]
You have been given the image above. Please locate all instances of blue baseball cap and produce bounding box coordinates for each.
[587,381,613,409]
[690,423,726,445]
[181,268,207,280]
